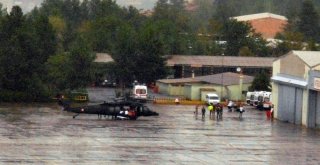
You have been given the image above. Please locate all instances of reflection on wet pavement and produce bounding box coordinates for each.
[0,101,319,164]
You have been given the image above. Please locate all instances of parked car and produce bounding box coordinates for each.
[205,93,220,105]
[101,79,116,87]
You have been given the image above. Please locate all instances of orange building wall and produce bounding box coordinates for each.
[249,18,287,39]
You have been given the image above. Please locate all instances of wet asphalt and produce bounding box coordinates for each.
[0,87,319,165]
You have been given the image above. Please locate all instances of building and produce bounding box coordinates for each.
[232,12,288,40]
[156,72,254,101]
[271,51,320,128]
[94,54,275,79]
[166,55,275,78]
[94,53,114,63]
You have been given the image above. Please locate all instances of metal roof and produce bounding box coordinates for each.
[232,12,288,21]
[291,51,320,68]
[166,55,275,68]
[157,72,254,86]
[271,74,308,88]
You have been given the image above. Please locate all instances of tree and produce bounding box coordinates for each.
[239,46,254,56]
[213,0,236,24]
[111,23,138,87]
[0,6,29,91]
[273,31,304,56]
[85,16,123,52]
[67,36,95,90]
[87,0,123,20]
[46,53,69,92]
[297,0,320,42]
[32,14,57,71]
[0,6,52,101]
[46,36,94,92]
[48,15,66,52]
[135,23,168,84]
[153,0,191,54]
[249,71,271,91]
[222,19,252,56]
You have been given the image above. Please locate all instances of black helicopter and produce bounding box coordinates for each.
[58,97,159,120]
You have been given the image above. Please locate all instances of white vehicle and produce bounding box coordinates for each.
[132,85,148,100]
[263,92,272,102]
[249,91,259,106]
[246,92,253,105]
[205,93,220,105]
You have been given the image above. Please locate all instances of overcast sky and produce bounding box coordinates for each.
[0,0,158,13]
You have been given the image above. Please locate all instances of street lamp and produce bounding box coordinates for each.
[237,67,243,101]
[220,53,224,102]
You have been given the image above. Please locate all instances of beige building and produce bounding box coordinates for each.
[271,51,320,128]
[156,72,254,101]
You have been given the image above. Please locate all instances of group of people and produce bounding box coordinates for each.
[194,100,247,120]
[227,100,245,119]
[194,103,223,120]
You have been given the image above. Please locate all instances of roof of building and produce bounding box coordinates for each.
[291,51,320,68]
[272,74,308,88]
[94,53,114,63]
[232,12,288,21]
[157,72,254,86]
[166,55,275,68]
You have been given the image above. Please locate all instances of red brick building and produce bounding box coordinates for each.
[233,13,288,40]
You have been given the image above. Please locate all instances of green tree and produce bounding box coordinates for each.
[32,14,57,71]
[213,0,236,24]
[297,0,320,42]
[222,19,252,56]
[0,6,51,101]
[46,36,94,92]
[48,15,66,52]
[135,23,168,84]
[46,53,70,92]
[0,6,29,91]
[87,0,123,20]
[85,16,123,52]
[273,31,304,56]
[153,0,191,54]
[111,23,138,87]
[67,36,95,90]
[249,71,271,91]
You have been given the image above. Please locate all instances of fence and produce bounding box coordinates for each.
[153,97,205,105]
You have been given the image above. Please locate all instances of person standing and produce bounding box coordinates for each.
[194,105,199,118]
[227,100,234,112]
[208,104,214,119]
[201,106,206,119]
[175,98,180,105]
[216,103,223,120]
[263,98,272,119]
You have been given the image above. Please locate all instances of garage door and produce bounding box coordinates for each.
[278,85,303,124]
[308,91,320,128]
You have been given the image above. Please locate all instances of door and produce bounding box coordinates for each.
[294,88,303,124]
[308,91,320,128]
[317,93,320,128]
[278,85,303,124]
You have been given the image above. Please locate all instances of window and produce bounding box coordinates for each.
[136,89,146,94]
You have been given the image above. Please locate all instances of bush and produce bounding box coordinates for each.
[0,89,51,102]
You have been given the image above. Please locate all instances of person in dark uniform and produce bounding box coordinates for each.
[201,106,206,119]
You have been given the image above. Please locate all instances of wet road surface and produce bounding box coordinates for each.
[0,89,319,164]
